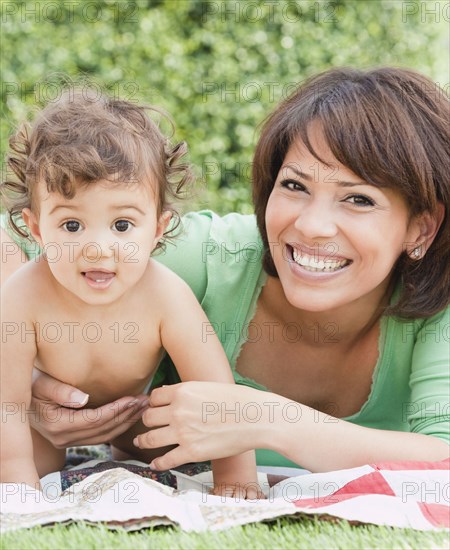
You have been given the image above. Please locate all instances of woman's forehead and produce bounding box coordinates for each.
[283,126,341,168]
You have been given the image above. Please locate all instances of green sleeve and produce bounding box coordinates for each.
[152,211,213,302]
[408,306,450,445]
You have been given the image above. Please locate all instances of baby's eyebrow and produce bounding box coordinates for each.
[48,204,78,216]
[113,205,147,216]
[48,204,147,216]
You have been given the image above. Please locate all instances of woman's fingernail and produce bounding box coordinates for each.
[127,399,139,408]
[149,461,156,469]
[70,390,89,406]
[133,437,139,447]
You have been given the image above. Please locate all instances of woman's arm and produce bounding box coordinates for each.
[138,381,450,472]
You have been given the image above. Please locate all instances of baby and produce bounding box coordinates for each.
[0,90,259,497]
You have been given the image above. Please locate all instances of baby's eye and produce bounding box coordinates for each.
[63,220,81,232]
[345,195,375,207]
[113,220,132,232]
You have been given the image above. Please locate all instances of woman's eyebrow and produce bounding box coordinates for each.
[281,164,313,181]
[282,164,368,187]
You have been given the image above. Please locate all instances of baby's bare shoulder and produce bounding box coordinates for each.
[142,259,188,290]
[1,258,54,313]
[137,260,192,307]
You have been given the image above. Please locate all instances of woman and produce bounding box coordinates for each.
[2,67,449,471]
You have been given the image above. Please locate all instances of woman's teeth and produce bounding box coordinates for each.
[292,249,349,272]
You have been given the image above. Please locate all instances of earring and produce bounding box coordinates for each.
[412,246,422,259]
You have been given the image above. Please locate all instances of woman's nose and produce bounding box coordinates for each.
[293,199,338,240]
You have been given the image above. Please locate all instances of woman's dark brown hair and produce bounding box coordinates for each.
[1,88,193,250]
[252,67,449,318]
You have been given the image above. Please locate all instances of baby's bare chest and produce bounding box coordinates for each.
[34,309,163,405]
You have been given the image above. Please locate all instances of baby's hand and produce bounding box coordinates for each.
[211,481,265,501]
[211,451,264,501]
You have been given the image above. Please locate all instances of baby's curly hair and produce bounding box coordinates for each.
[1,88,193,250]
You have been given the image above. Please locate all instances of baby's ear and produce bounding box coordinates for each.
[153,210,172,248]
[21,208,43,246]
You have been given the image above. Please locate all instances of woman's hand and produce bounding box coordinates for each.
[136,381,450,473]
[30,369,148,448]
[134,381,275,470]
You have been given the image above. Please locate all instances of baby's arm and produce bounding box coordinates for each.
[1,277,40,487]
[154,266,260,497]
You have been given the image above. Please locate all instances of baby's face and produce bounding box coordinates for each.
[24,179,170,306]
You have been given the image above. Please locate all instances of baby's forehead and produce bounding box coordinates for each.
[35,177,158,209]
[38,174,157,195]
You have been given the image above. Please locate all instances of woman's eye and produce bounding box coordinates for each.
[113,220,132,232]
[63,220,81,232]
[345,195,375,207]
[280,179,306,192]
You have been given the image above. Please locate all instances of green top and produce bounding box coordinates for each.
[3,211,449,467]
[153,211,450,466]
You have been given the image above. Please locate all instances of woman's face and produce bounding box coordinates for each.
[265,129,423,313]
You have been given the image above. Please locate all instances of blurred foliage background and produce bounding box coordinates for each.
[1,0,448,214]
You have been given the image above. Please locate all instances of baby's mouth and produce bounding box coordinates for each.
[82,271,115,283]
[288,245,352,273]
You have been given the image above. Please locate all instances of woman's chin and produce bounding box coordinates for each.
[282,284,348,313]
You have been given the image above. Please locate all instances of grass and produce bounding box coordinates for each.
[1,517,449,550]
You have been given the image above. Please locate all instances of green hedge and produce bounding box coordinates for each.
[1,0,448,213]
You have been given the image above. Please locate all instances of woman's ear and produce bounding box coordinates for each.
[408,203,445,259]
[153,210,172,249]
[21,208,43,246]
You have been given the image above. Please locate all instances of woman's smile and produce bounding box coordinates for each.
[288,244,352,271]
[285,243,352,283]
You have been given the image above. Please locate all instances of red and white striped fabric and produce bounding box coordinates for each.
[274,458,450,530]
